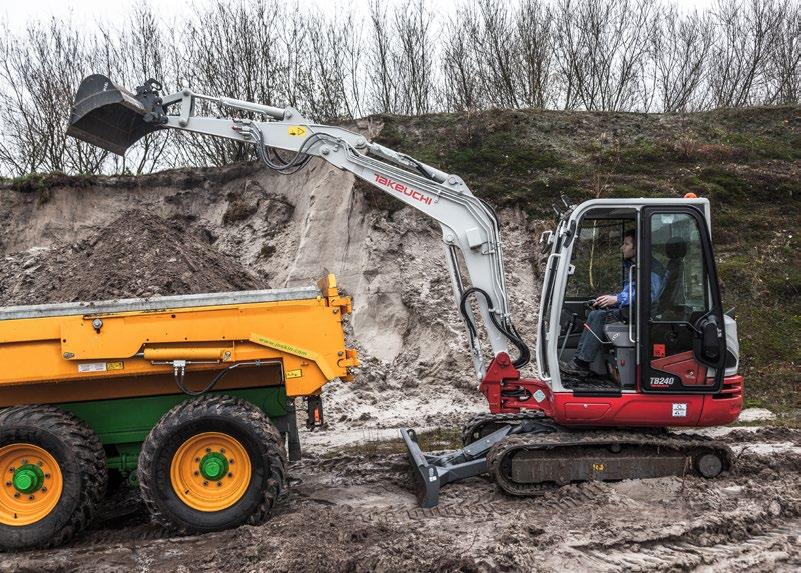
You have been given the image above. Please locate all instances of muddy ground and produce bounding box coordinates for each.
[1,425,800,572]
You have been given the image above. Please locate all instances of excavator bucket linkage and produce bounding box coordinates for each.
[66,74,166,155]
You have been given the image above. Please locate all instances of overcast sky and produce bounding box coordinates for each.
[3,0,721,32]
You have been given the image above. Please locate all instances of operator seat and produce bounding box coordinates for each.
[656,236,688,320]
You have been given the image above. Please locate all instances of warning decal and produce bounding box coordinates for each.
[672,403,688,417]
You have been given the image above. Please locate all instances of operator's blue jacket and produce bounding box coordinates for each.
[615,257,666,307]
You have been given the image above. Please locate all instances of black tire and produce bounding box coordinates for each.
[137,395,286,534]
[0,405,107,551]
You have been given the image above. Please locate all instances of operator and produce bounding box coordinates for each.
[559,229,665,378]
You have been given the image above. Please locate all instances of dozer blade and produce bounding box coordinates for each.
[66,74,165,155]
[401,426,511,508]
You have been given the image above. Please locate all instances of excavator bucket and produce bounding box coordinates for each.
[66,74,165,155]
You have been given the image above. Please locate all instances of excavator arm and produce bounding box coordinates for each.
[67,75,530,380]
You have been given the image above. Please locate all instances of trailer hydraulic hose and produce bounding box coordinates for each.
[458,287,531,369]
[175,360,266,396]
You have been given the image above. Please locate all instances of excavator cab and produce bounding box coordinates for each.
[542,198,739,409]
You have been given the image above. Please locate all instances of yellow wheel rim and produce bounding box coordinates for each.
[170,432,252,512]
[0,443,63,526]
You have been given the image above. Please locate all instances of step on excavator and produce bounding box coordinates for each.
[66,76,743,509]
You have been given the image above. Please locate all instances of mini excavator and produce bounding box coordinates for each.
[68,76,743,508]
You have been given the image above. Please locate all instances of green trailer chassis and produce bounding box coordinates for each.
[56,387,291,476]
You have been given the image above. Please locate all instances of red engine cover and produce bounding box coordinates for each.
[480,354,743,427]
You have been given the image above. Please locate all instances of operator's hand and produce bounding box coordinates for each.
[594,294,618,309]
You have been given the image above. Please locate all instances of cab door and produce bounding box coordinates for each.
[639,207,727,394]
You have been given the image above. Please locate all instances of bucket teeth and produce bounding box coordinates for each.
[66,74,165,155]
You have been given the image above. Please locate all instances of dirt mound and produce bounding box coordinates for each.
[0,209,264,304]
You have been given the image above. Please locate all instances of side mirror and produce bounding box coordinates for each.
[693,315,722,366]
[702,320,720,362]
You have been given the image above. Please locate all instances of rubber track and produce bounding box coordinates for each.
[461,411,550,446]
[487,430,734,497]
[137,395,287,533]
[0,405,107,550]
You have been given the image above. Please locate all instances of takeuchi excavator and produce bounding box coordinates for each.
[67,75,743,508]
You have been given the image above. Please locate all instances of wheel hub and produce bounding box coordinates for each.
[12,464,44,494]
[199,452,229,481]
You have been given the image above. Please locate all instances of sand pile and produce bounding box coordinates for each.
[0,209,264,305]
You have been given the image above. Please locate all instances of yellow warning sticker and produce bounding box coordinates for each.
[285,369,302,379]
[288,126,306,137]
[107,361,124,371]
[592,463,605,472]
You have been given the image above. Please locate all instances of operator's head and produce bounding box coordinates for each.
[621,229,636,260]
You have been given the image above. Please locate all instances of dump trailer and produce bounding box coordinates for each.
[0,274,357,550]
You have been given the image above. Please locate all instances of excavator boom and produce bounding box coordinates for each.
[67,75,530,382]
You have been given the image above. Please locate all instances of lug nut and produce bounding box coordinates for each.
[195,457,200,462]
[44,474,50,479]
[220,448,226,454]
[228,473,233,478]
[216,482,222,487]
[203,481,208,486]
[205,448,211,453]
[28,495,34,500]
[41,487,47,493]
[229,459,235,464]
[194,471,200,476]
[13,493,20,498]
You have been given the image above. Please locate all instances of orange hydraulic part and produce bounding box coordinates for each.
[0,274,358,406]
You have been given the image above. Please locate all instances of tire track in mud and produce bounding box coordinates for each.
[575,519,801,572]
[570,510,801,572]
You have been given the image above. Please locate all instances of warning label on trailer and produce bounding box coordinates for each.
[78,362,107,373]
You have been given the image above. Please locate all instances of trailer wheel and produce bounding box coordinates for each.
[138,395,286,533]
[0,405,107,551]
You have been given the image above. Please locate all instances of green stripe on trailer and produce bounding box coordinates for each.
[56,387,288,475]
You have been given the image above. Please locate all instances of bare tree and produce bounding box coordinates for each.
[554,0,657,111]
[517,0,557,108]
[707,0,784,108]
[0,0,799,177]
[367,0,399,113]
[442,5,482,111]
[651,6,714,112]
[394,0,436,114]
[762,0,801,104]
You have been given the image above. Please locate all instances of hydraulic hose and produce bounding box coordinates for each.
[175,360,266,396]
[459,287,531,369]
